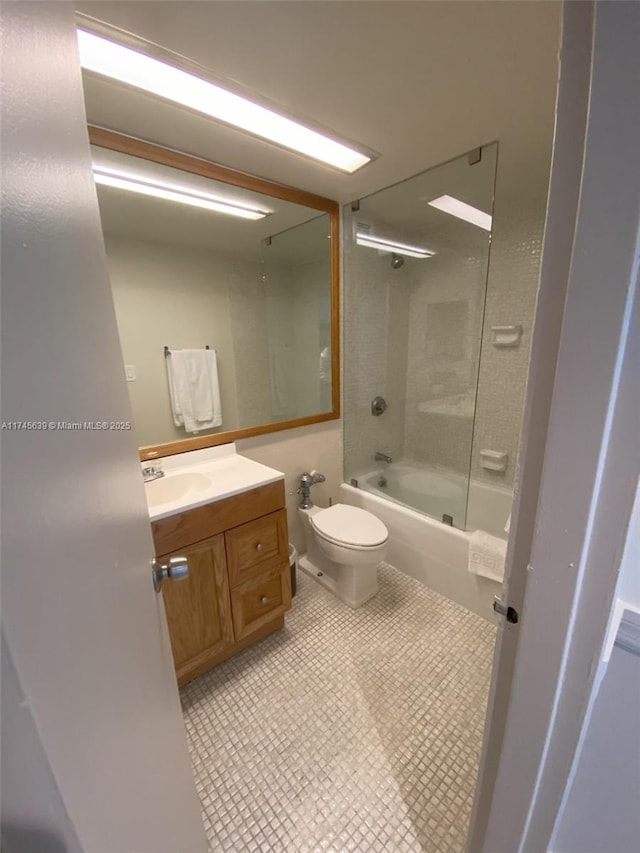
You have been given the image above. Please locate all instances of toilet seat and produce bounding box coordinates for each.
[310,504,388,549]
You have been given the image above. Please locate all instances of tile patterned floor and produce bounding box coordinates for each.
[181,563,496,852]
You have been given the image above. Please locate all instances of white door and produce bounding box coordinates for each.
[1,4,206,851]
[468,2,640,851]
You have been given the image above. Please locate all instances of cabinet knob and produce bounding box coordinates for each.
[256,542,263,552]
[260,596,269,605]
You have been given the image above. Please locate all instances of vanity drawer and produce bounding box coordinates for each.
[151,480,285,558]
[226,509,288,587]
[230,566,291,641]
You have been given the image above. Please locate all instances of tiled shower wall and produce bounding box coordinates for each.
[403,250,487,476]
[469,190,547,485]
[342,221,409,477]
[343,190,547,490]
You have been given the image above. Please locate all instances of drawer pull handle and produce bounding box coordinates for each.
[256,543,264,552]
[260,596,269,605]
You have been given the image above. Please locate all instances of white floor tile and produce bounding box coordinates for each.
[181,562,495,852]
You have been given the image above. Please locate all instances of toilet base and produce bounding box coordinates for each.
[298,553,379,609]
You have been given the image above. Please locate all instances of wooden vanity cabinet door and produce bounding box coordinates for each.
[160,533,234,686]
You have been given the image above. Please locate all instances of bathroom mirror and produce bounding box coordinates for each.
[90,128,340,459]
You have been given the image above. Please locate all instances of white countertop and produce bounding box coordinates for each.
[143,443,285,522]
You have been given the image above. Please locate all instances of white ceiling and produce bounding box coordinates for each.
[77,1,562,205]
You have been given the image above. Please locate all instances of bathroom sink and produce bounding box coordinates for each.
[141,444,285,521]
[144,471,211,508]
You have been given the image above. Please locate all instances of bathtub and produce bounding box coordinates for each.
[340,469,511,621]
[354,465,512,538]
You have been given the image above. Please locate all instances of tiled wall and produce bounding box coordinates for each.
[342,223,409,478]
[343,188,547,497]
[403,250,487,476]
[469,191,547,486]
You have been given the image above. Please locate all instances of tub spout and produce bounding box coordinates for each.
[374,452,393,464]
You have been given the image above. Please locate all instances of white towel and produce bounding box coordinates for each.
[166,348,222,434]
[468,530,507,583]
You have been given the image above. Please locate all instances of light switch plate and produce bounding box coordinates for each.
[124,364,136,382]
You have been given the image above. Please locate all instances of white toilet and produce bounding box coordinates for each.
[298,503,389,608]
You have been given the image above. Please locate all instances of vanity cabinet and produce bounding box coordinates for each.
[152,480,291,685]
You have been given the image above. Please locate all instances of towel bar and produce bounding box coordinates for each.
[164,345,210,356]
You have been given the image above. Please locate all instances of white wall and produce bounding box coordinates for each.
[106,234,333,448]
[1,3,206,850]
[1,635,82,853]
[237,420,343,552]
[550,644,640,853]
[616,480,640,609]
[107,235,241,444]
[551,481,640,852]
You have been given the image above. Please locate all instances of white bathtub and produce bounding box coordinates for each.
[355,465,512,539]
[340,474,510,621]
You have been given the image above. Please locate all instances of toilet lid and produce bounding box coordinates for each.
[311,504,388,548]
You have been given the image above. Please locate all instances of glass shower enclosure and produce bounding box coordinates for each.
[343,144,499,532]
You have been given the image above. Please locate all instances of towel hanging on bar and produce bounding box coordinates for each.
[165,348,221,433]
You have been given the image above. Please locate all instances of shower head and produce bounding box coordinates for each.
[391,253,405,269]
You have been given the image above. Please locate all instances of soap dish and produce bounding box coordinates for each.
[480,449,508,472]
[491,325,523,347]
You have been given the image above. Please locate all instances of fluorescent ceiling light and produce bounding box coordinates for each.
[92,165,270,219]
[427,195,492,231]
[78,29,371,174]
[355,232,434,259]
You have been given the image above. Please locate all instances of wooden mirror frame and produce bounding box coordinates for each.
[88,127,340,461]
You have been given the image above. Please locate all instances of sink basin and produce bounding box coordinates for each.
[144,471,211,508]
[141,445,285,521]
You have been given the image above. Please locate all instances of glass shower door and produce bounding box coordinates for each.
[343,144,498,530]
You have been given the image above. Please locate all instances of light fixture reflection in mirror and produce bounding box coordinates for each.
[89,129,340,458]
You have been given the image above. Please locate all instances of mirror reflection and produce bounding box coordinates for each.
[92,138,336,452]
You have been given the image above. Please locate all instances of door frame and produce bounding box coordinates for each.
[468,2,640,850]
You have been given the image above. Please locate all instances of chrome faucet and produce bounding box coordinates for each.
[142,463,165,483]
[297,471,326,509]
[374,452,393,464]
